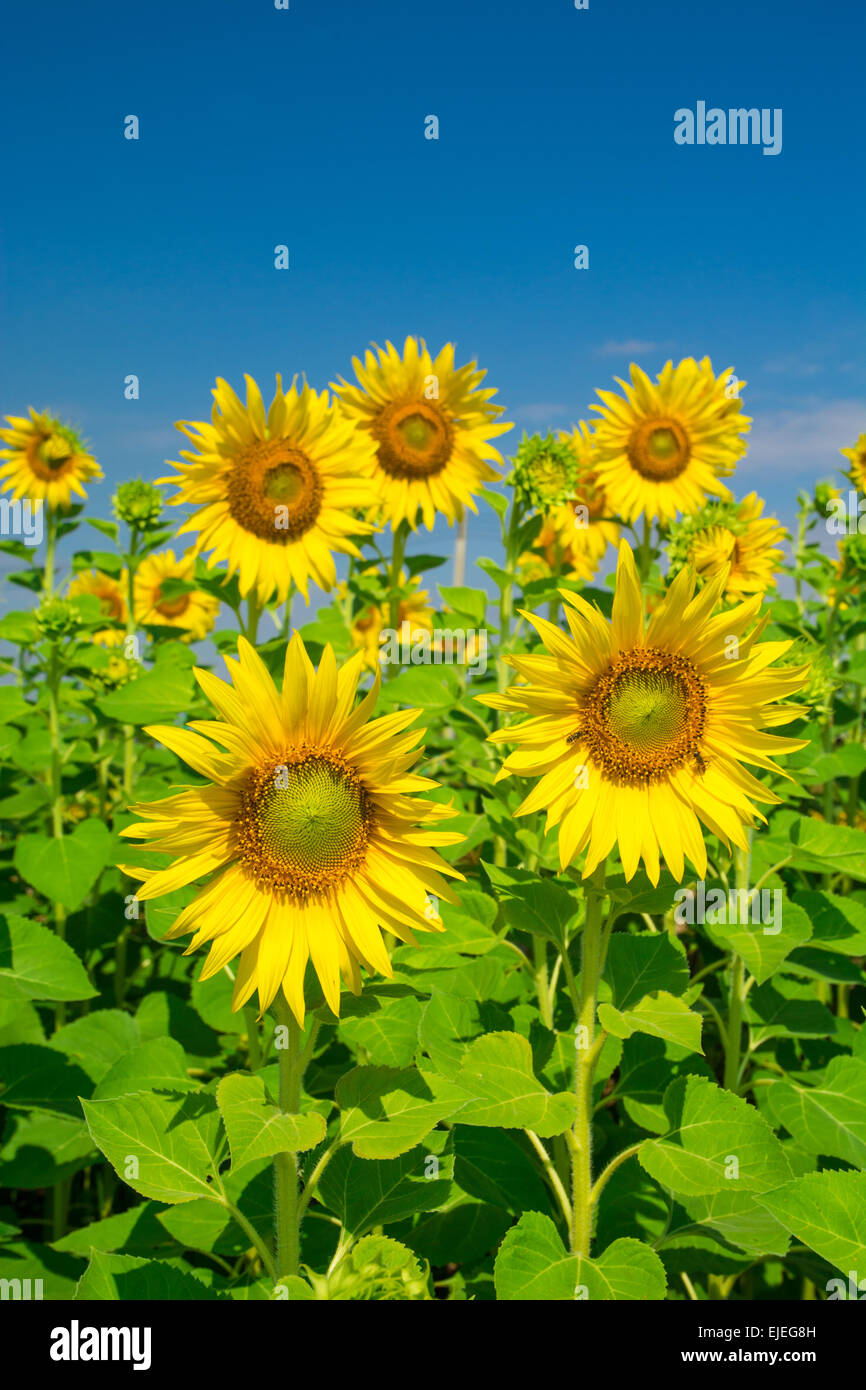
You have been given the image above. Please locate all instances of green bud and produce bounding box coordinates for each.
[36,598,81,641]
[510,433,579,511]
[113,479,164,528]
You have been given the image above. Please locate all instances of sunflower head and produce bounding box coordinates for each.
[0,409,102,509]
[479,542,809,885]
[67,568,129,647]
[332,337,512,530]
[840,433,866,493]
[528,422,619,580]
[160,375,379,605]
[119,634,465,1022]
[133,549,220,642]
[589,358,751,524]
[36,598,81,643]
[666,493,786,602]
[114,479,164,529]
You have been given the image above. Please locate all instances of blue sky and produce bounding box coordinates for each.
[1,0,864,607]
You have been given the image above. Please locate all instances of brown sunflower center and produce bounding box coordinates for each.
[27,433,75,480]
[575,648,707,783]
[372,400,453,479]
[626,418,691,481]
[235,748,372,897]
[155,587,191,618]
[226,441,322,543]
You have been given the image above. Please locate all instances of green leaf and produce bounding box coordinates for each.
[0,1241,84,1300]
[96,663,195,724]
[758,1171,866,1275]
[13,820,116,911]
[604,932,689,1010]
[793,890,866,955]
[335,1067,468,1160]
[494,1212,667,1301]
[768,815,866,881]
[453,1032,577,1136]
[0,913,96,1003]
[93,1038,197,1100]
[317,1145,452,1237]
[217,1072,326,1169]
[437,585,487,626]
[703,898,812,985]
[81,1089,224,1204]
[482,863,579,948]
[75,1249,221,1300]
[0,687,30,724]
[765,1056,866,1167]
[598,991,703,1053]
[0,1113,94,1188]
[338,990,424,1069]
[0,1043,92,1116]
[639,1075,792,1198]
[50,1010,141,1084]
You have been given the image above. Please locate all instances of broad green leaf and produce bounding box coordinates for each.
[81,1089,224,1204]
[0,1043,92,1116]
[75,1249,221,1300]
[598,991,703,1053]
[482,863,580,948]
[338,990,424,1069]
[704,898,812,985]
[13,820,116,911]
[452,1127,551,1215]
[93,1038,197,1100]
[217,1072,325,1169]
[758,1171,866,1275]
[494,1212,666,1301]
[767,815,866,881]
[96,663,195,724]
[0,1112,94,1188]
[793,890,866,955]
[604,932,689,1010]
[0,1241,84,1300]
[611,1035,711,1134]
[53,1203,176,1258]
[336,1066,468,1160]
[639,1076,792,1198]
[453,1032,577,1136]
[157,1161,274,1257]
[746,979,837,1040]
[0,687,30,723]
[765,1056,866,1167]
[0,913,96,1003]
[50,1010,141,1084]
[317,1144,452,1237]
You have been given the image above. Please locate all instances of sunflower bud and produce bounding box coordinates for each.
[813,482,841,520]
[510,433,578,511]
[36,598,81,642]
[113,479,163,528]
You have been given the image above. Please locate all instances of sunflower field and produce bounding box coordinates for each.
[2,344,866,1306]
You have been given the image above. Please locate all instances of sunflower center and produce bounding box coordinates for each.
[227,441,322,544]
[627,418,691,481]
[575,648,708,783]
[236,749,372,897]
[155,587,191,618]
[28,433,75,480]
[373,400,453,479]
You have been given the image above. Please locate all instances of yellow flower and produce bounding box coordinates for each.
[119,635,464,1022]
[840,433,866,493]
[332,337,512,530]
[134,549,220,641]
[590,359,751,523]
[0,409,102,509]
[480,543,808,884]
[160,375,378,605]
[67,569,128,647]
[347,569,434,671]
[532,422,620,581]
[687,494,786,601]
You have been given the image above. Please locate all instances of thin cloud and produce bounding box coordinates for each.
[739,399,865,481]
[594,339,663,357]
[515,402,572,425]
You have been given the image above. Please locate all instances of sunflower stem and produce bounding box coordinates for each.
[570,859,608,1258]
[638,514,652,583]
[44,506,58,599]
[723,836,752,1092]
[386,519,409,676]
[244,594,264,646]
[273,993,302,1283]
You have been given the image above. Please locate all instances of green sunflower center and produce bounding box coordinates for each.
[236,750,372,896]
[627,418,691,482]
[573,648,708,783]
[373,400,453,479]
[607,671,689,754]
[264,463,305,504]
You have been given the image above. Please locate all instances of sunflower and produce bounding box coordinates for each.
[160,375,378,605]
[530,422,620,582]
[67,569,128,647]
[119,635,464,1021]
[347,568,435,671]
[479,542,808,884]
[672,494,787,601]
[134,549,220,642]
[589,358,751,524]
[840,433,866,493]
[0,409,102,509]
[332,337,512,530]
